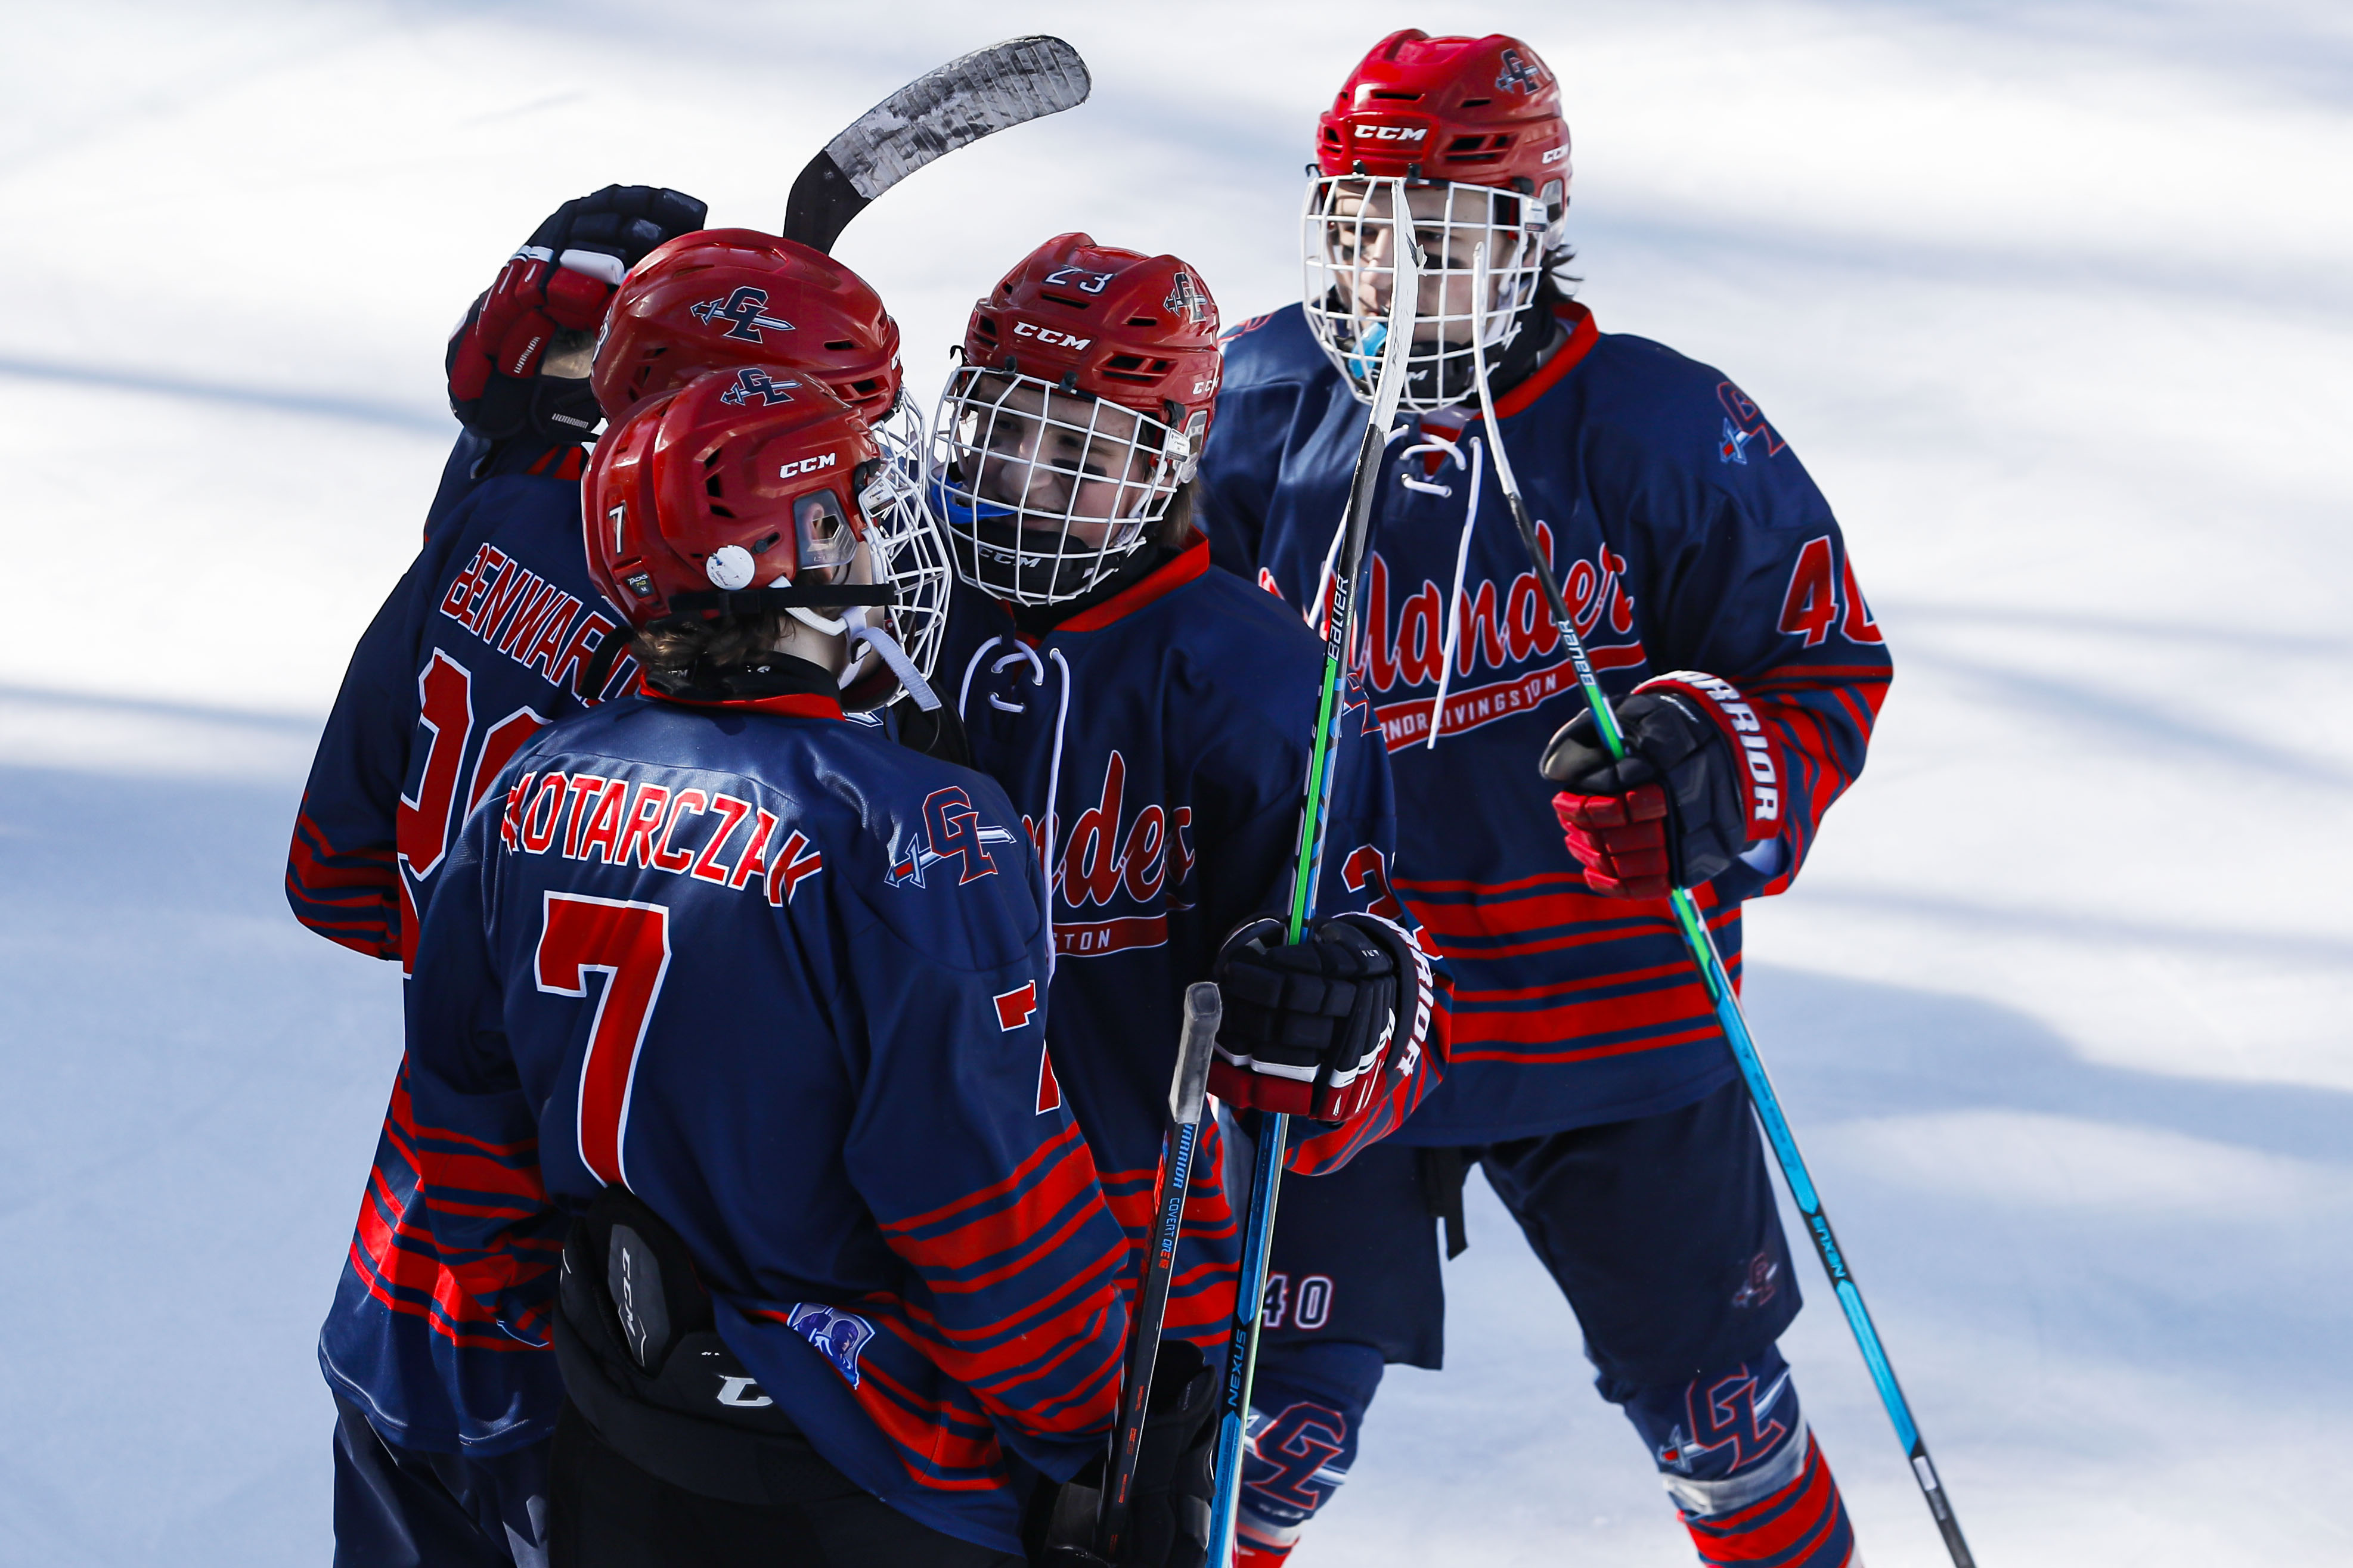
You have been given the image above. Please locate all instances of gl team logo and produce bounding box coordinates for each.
[786,1303,875,1389]
[887,786,1015,888]
[1716,381,1785,464]
[719,367,799,408]
[1495,46,1545,95]
[1163,269,1209,324]
[690,285,796,343]
[1654,1362,1791,1476]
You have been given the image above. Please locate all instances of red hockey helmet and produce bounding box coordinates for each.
[1304,32,1572,412]
[584,368,948,707]
[1316,29,1570,191]
[962,232,1222,431]
[591,228,904,424]
[932,234,1221,605]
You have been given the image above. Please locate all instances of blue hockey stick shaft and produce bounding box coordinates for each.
[1204,195,1425,1568]
[1465,246,1973,1568]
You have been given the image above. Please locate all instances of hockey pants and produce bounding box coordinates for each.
[331,1393,551,1568]
[548,1399,1027,1567]
[1238,1079,1856,1566]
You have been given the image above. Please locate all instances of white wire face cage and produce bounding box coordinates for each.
[928,367,1195,607]
[1301,173,1561,412]
[832,398,951,698]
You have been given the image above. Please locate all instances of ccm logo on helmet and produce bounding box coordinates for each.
[778,452,838,479]
[1012,320,1092,351]
[1543,145,1569,164]
[1354,124,1427,142]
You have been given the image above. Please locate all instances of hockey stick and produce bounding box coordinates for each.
[1092,983,1222,1561]
[1201,198,1424,1568]
[1467,245,1976,1568]
[781,36,1091,253]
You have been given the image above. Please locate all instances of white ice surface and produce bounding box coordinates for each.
[2,2,2348,1563]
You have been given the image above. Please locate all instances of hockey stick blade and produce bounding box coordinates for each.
[782,36,1091,253]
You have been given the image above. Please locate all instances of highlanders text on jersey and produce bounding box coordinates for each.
[939,540,1445,1353]
[1200,303,1889,1142]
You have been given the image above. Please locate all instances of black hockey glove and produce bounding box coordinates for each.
[1208,912,1433,1126]
[446,184,706,444]
[1034,1342,1217,1568]
[1539,670,1785,899]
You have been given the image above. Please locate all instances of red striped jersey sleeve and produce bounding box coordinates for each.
[287,563,418,960]
[289,804,401,958]
[1655,487,1892,899]
[401,823,568,1343]
[1742,652,1889,895]
[844,916,1131,1460]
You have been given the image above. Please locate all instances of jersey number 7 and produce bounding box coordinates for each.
[537,893,672,1188]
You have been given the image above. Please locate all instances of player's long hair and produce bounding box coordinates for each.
[630,611,795,694]
[1152,479,1199,552]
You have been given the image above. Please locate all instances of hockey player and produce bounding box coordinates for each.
[292,212,947,1566]
[1198,31,1890,1568]
[925,232,1444,1403]
[404,369,1134,1565]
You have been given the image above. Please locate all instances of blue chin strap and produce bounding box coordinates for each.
[1346,322,1389,390]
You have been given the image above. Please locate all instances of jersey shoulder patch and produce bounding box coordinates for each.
[1213,302,1325,392]
[1575,334,1826,520]
[821,740,1044,974]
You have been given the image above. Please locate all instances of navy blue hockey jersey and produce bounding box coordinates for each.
[289,442,643,1457]
[940,540,1444,1352]
[1200,303,1890,1142]
[406,688,1130,1553]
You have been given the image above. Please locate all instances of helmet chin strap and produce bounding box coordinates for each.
[841,613,941,710]
[775,596,940,710]
[786,605,850,637]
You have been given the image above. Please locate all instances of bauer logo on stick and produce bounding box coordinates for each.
[690,285,795,343]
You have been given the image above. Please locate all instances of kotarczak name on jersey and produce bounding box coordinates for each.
[498,768,824,906]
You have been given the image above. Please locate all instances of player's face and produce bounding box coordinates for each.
[1319,181,1522,343]
[957,375,1161,545]
[765,503,883,678]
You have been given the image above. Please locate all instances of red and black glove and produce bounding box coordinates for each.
[1208,912,1433,1125]
[1539,670,1785,899]
[446,184,706,443]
